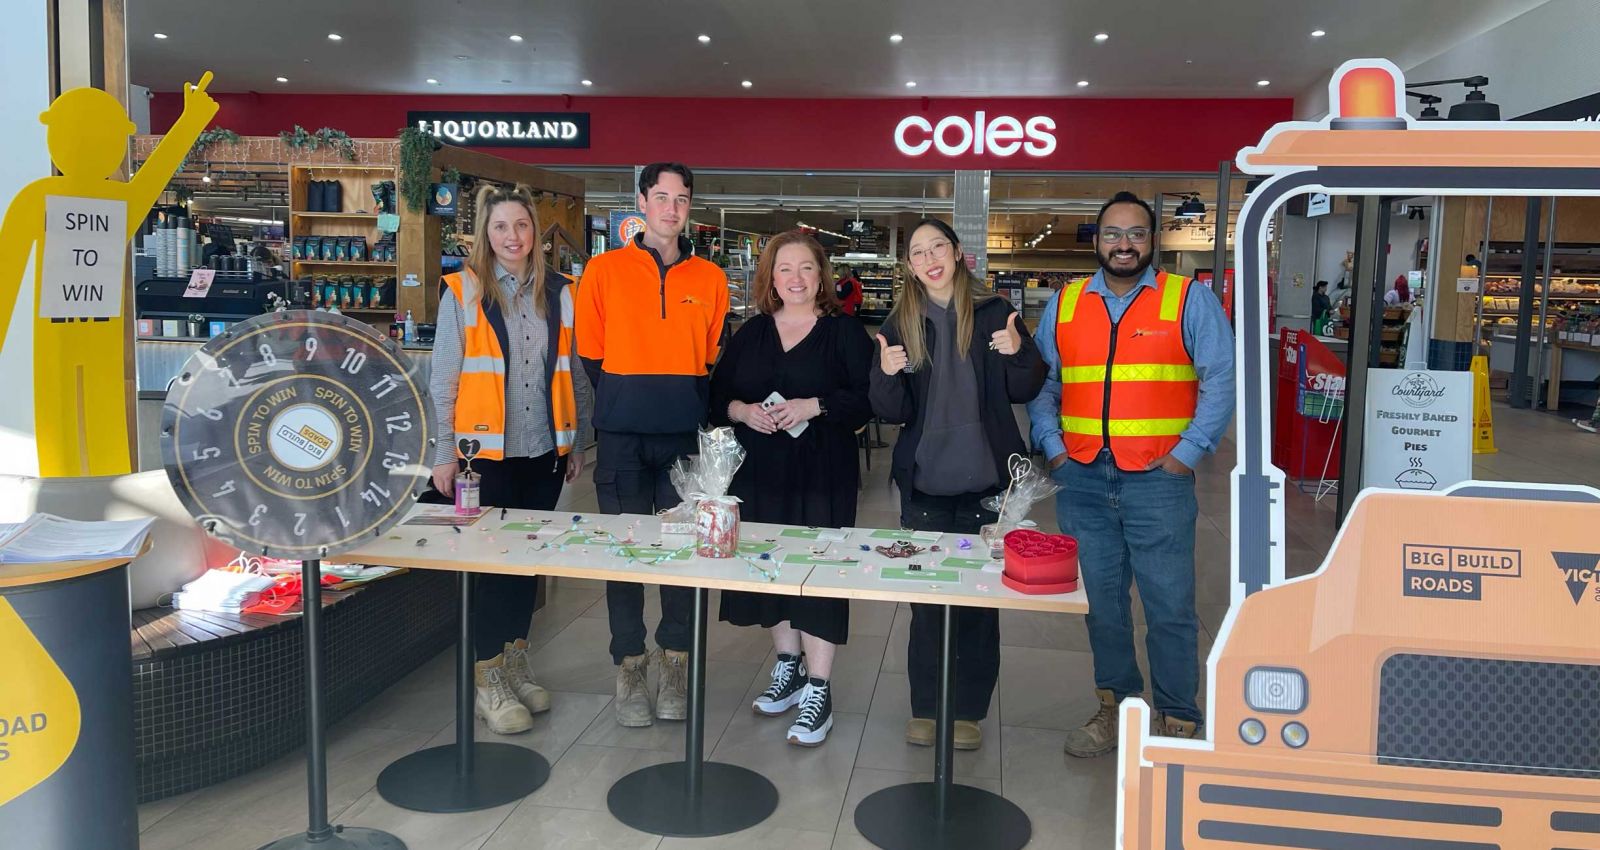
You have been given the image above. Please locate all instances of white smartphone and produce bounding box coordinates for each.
[761,391,808,438]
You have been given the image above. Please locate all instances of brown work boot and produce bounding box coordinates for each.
[614,653,653,727]
[1155,713,1202,740]
[656,649,689,721]
[953,720,982,751]
[904,718,935,747]
[1063,689,1119,758]
[474,656,534,735]
[503,639,551,715]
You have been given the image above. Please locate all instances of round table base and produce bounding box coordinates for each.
[606,761,778,837]
[854,782,1031,850]
[256,826,408,850]
[376,743,550,813]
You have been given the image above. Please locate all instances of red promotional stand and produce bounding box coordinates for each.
[1272,327,1345,486]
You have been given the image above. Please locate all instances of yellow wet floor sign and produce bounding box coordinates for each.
[0,598,80,806]
[1471,355,1497,454]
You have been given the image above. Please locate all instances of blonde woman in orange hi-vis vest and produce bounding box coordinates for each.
[1026,192,1235,758]
[429,183,592,735]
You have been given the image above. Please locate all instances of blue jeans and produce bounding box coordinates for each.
[1053,449,1201,723]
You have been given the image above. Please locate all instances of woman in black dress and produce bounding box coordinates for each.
[711,229,874,747]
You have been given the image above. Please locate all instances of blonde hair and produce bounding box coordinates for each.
[889,219,994,367]
[467,182,547,316]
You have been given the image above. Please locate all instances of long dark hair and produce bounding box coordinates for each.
[889,218,994,367]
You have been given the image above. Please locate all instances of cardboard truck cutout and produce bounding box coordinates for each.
[1119,59,1600,848]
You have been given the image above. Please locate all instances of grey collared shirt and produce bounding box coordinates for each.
[431,265,592,466]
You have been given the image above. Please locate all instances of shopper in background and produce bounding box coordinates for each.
[1027,191,1234,757]
[870,219,1045,751]
[836,266,865,316]
[711,230,874,747]
[1311,280,1332,332]
[576,162,730,728]
[430,182,593,734]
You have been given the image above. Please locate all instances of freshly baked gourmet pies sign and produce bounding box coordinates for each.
[409,111,591,148]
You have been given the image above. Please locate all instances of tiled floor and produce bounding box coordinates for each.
[137,401,1600,849]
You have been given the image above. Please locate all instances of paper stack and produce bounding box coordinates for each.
[0,513,156,563]
[172,569,277,614]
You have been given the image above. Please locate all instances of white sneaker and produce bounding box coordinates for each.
[786,679,833,747]
[475,657,533,734]
[1575,418,1597,433]
[503,639,551,714]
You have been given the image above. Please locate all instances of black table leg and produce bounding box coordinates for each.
[375,571,550,813]
[260,560,407,849]
[854,604,1031,850]
[606,587,779,837]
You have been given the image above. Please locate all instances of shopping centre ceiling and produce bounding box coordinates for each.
[129,0,1548,98]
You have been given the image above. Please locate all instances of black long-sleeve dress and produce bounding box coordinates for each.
[710,312,874,643]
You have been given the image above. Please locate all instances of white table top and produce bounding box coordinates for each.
[344,506,1087,613]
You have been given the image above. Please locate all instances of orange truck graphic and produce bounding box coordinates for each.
[1119,59,1600,848]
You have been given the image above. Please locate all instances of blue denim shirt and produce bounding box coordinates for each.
[1025,266,1235,470]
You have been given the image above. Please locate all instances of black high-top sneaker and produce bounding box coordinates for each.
[786,678,833,747]
[752,653,807,716]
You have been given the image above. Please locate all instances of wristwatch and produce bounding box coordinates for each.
[816,399,828,418]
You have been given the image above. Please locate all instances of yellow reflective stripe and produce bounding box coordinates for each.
[1059,363,1198,384]
[1059,416,1191,437]
[1159,272,1188,322]
[1058,280,1089,323]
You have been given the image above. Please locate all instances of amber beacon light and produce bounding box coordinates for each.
[1331,65,1407,130]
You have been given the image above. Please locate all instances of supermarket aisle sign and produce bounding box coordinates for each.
[1362,368,1471,492]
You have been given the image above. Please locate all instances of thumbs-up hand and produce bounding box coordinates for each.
[876,333,910,376]
[989,311,1023,356]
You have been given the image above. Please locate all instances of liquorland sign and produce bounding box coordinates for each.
[408,111,591,148]
[894,111,1057,158]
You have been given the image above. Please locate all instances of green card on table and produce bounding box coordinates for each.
[880,567,961,582]
[501,522,548,532]
[738,540,777,555]
[615,546,691,561]
[868,529,942,542]
[940,558,991,570]
[783,555,859,567]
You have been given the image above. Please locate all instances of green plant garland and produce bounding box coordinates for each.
[397,127,439,214]
[279,125,357,161]
[182,127,240,171]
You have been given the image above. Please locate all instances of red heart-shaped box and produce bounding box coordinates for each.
[1001,529,1079,594]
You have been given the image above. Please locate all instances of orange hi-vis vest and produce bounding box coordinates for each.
[442,270,578,461]
[1056,271,1198,471]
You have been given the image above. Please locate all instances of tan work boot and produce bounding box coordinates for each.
[615,653,653,727]
[656,649,689,721]
[904,718,935,747]
[475,656,534,735]
[1155,713,1202,740]
[1063,688,1119,758]
[954,720,982,751]
[503,639,551,715]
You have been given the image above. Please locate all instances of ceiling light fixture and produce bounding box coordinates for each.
[1310,29,1326,38]
[698,34,711,44]
[581,79,593,86]
[889,33,903,44]
[276,76,288,83]
[905,81,917,88]
[153,32,168,39]
[1175,194,1206,219]
[1257,79,1271,87]
[509,34,523,42]
[1076,80,1089,88]
[741,80,753,88]
[426,78,439,85]
[1094,32,1109,42]
[327,33,342,41]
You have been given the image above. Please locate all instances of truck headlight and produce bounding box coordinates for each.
[1239,718,1266,745]
[1244,667,1307,714]
[1282,722,1310,748]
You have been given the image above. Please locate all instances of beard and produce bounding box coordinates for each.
[1097,246,1153,279]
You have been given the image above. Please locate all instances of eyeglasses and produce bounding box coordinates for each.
[1099,227,1152,245]
[908,240,954,266]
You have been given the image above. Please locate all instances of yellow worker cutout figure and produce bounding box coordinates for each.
[0,71,217,476]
